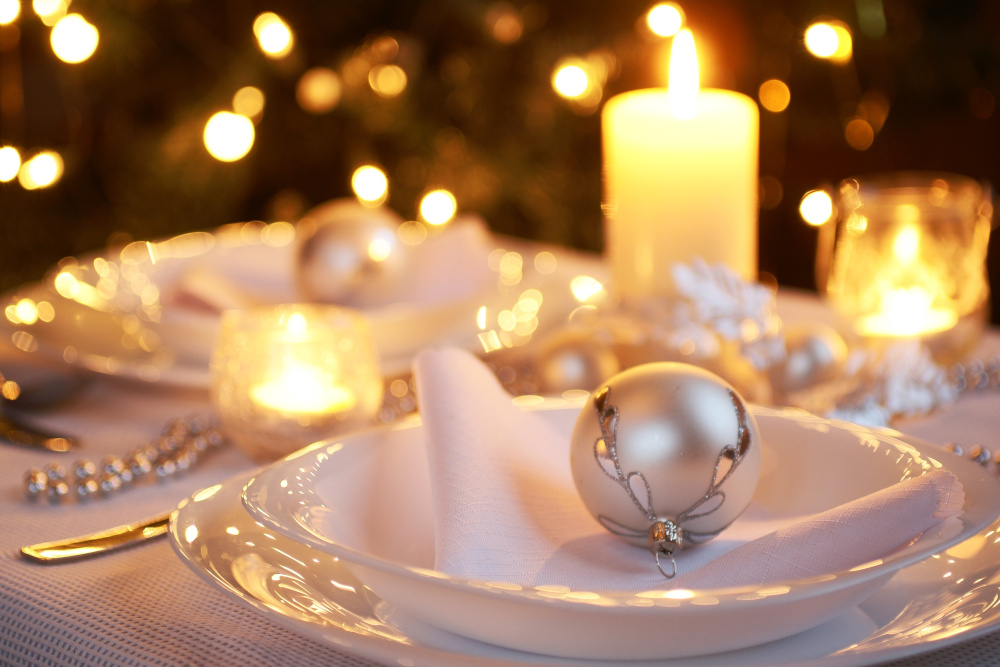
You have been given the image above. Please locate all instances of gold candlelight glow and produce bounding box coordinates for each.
[211,305,382,462]
[602,28,759,302]
[824,172,991,359]
[249,360,357,415]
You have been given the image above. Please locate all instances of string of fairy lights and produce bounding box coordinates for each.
[0,0,973,235]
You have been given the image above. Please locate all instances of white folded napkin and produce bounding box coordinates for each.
[414,346,965,591]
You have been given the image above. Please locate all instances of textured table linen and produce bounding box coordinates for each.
[2,321,1000,666]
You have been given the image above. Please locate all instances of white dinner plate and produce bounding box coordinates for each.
[171,465,1000,667]
[0,222,602,385]
[240,401,1000,660]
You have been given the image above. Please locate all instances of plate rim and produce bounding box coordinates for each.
[241,401,1000,611]
[171,465,1000,667]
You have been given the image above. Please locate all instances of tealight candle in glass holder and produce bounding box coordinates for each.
[823,172,992,361]
[211,304,383,462]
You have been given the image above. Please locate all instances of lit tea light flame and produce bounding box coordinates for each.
[250,361,357,415]
[667,28,698,119]
[857,286,959,337]
[893,224,920,264]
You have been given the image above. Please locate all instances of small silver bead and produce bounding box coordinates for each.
[47,480,70,499]
[101,456,125,476]
[76,477,100,498]
[25,469,48,496]
[155,459,177,477]
[99,472,123,493]
[73,459,97,479]
[971,445,992,465]
[43,463,67,481]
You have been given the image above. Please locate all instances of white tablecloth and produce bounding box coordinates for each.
[3,322,1000,666]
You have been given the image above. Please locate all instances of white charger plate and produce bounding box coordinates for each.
[0,224,601,385]
[171,466,1000,667]
[239,402,1000,660]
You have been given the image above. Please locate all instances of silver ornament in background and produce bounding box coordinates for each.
[570,363,762,578]
[770,322,848,395]
[537,328,620,394]
[296,198,405,307]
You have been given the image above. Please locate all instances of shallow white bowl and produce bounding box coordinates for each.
[241,402,1000,660]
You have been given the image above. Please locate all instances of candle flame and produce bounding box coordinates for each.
[856,286,958,337]
[892,224,920,264]
[667,29,699,119]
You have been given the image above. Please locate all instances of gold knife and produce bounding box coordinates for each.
[0,414,77,452]
[21,511,172,563]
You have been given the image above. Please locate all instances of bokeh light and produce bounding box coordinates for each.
[232,86,265,120]
[32,0,64,25]
[805,21,852,63]
[844,117,874,150]
[419,189,457,226]
[18,151,63,189]
[0,146,20,182]
[0,0,20,25]
[203,112,255,162]
[296,67,342,114]
[758,79,790,112]
[552,61,589,99]
[369,64,407,97]
[799,189,834,226]
[351,165,389,206]
[646,3,684,38]
[253,12,293,58]
[486,2,523,44]
[50,13,99,64]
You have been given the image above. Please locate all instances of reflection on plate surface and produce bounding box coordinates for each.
[173,464,1000,666]
[238,401,1000,660]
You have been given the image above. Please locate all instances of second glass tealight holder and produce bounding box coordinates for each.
[822,171,992,362]
[211,304,383,462]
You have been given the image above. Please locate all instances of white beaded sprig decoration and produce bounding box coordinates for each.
[24,415,225,502]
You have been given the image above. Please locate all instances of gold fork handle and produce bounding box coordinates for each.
[21,511,172,563]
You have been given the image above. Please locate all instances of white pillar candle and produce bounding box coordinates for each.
[603,29,759,302]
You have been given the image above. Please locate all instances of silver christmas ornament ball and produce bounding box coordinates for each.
[296,199,405,306]
[570,362,762,573]
[771,323,848,394]
[537,328,620,394]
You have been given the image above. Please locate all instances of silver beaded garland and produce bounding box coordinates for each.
[24,415,225,502]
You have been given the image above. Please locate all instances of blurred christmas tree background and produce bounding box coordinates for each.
[2,0,1000,318]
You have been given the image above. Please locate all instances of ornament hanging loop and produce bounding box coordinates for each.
[649,519,683,579]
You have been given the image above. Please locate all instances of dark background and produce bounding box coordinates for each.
[2,0,999,318]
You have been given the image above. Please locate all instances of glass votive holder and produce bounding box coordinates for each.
[823,171,992,362]
[210,304,383,462]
